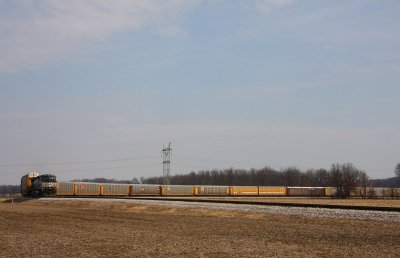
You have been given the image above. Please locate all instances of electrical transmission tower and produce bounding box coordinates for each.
[162,142,172,186]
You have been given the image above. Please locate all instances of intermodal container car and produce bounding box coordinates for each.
[390,188,400,198]
[20,172,40,196]
[130,184,161,195]
[258,187,286,196]
[350,188,363,197]
[161,185,194,196]
[75,182,101,196]
[287,187,325,196]
[229,186,258,196]
[324,187,337,197]
[394,188,400,198]
[101,183,129,196]
[56,182,75,196]
[194,186,229,196]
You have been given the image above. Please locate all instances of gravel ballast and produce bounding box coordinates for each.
[41,197,400,222]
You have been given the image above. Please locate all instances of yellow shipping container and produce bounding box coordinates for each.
[258,187,286,196]
[20,172,40,196]
[229,186,258,196]
[56,182,75,196]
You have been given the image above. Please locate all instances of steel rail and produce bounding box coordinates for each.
[120,197,400,212]
[28,195,400,212]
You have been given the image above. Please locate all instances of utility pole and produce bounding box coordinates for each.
[162,142,172,186]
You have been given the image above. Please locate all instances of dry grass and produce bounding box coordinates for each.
[1,198,400,257]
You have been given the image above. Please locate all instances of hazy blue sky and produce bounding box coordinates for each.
[1,0,399,184]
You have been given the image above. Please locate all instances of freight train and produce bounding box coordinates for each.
[55,182,400,198]
[21,173,400,198]
[56,182,400,198]
[56,182,328,196]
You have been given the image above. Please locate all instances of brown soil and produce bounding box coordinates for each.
[1,198,400,257]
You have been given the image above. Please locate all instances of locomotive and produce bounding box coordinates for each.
[21,172,57,197]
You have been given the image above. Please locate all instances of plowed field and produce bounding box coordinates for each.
[1,198,400,257]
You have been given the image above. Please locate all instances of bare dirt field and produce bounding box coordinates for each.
[1,198,400,257]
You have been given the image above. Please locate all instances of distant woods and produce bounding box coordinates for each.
[143,163,371,188]
[0,185,20,196]
[141,163,400,198]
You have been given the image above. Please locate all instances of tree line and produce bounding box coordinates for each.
[143,163,367,186]
[0,185,20,196]
[141,163,392,198]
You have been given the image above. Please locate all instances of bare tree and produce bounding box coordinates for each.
[359,171,369,199]
[283,166,301,186]
[367,187,376,198]
[395,163,400,186]
[315,169,330,187]
[329,163,362,198]
[330,163,345,198]
[0,185,20,195]
[342,163,361,198]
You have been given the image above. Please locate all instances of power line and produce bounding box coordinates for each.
[0,156,159,168]
[52,163,161,173]
[0,163,162,175]
[174,155,233,165]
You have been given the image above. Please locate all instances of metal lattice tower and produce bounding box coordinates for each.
[162,142,172,186]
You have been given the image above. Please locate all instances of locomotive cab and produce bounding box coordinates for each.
[31,174,57,197]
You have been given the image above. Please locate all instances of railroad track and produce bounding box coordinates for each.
[122,197,400,212]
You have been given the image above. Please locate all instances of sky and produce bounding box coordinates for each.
[1,0,399,184]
